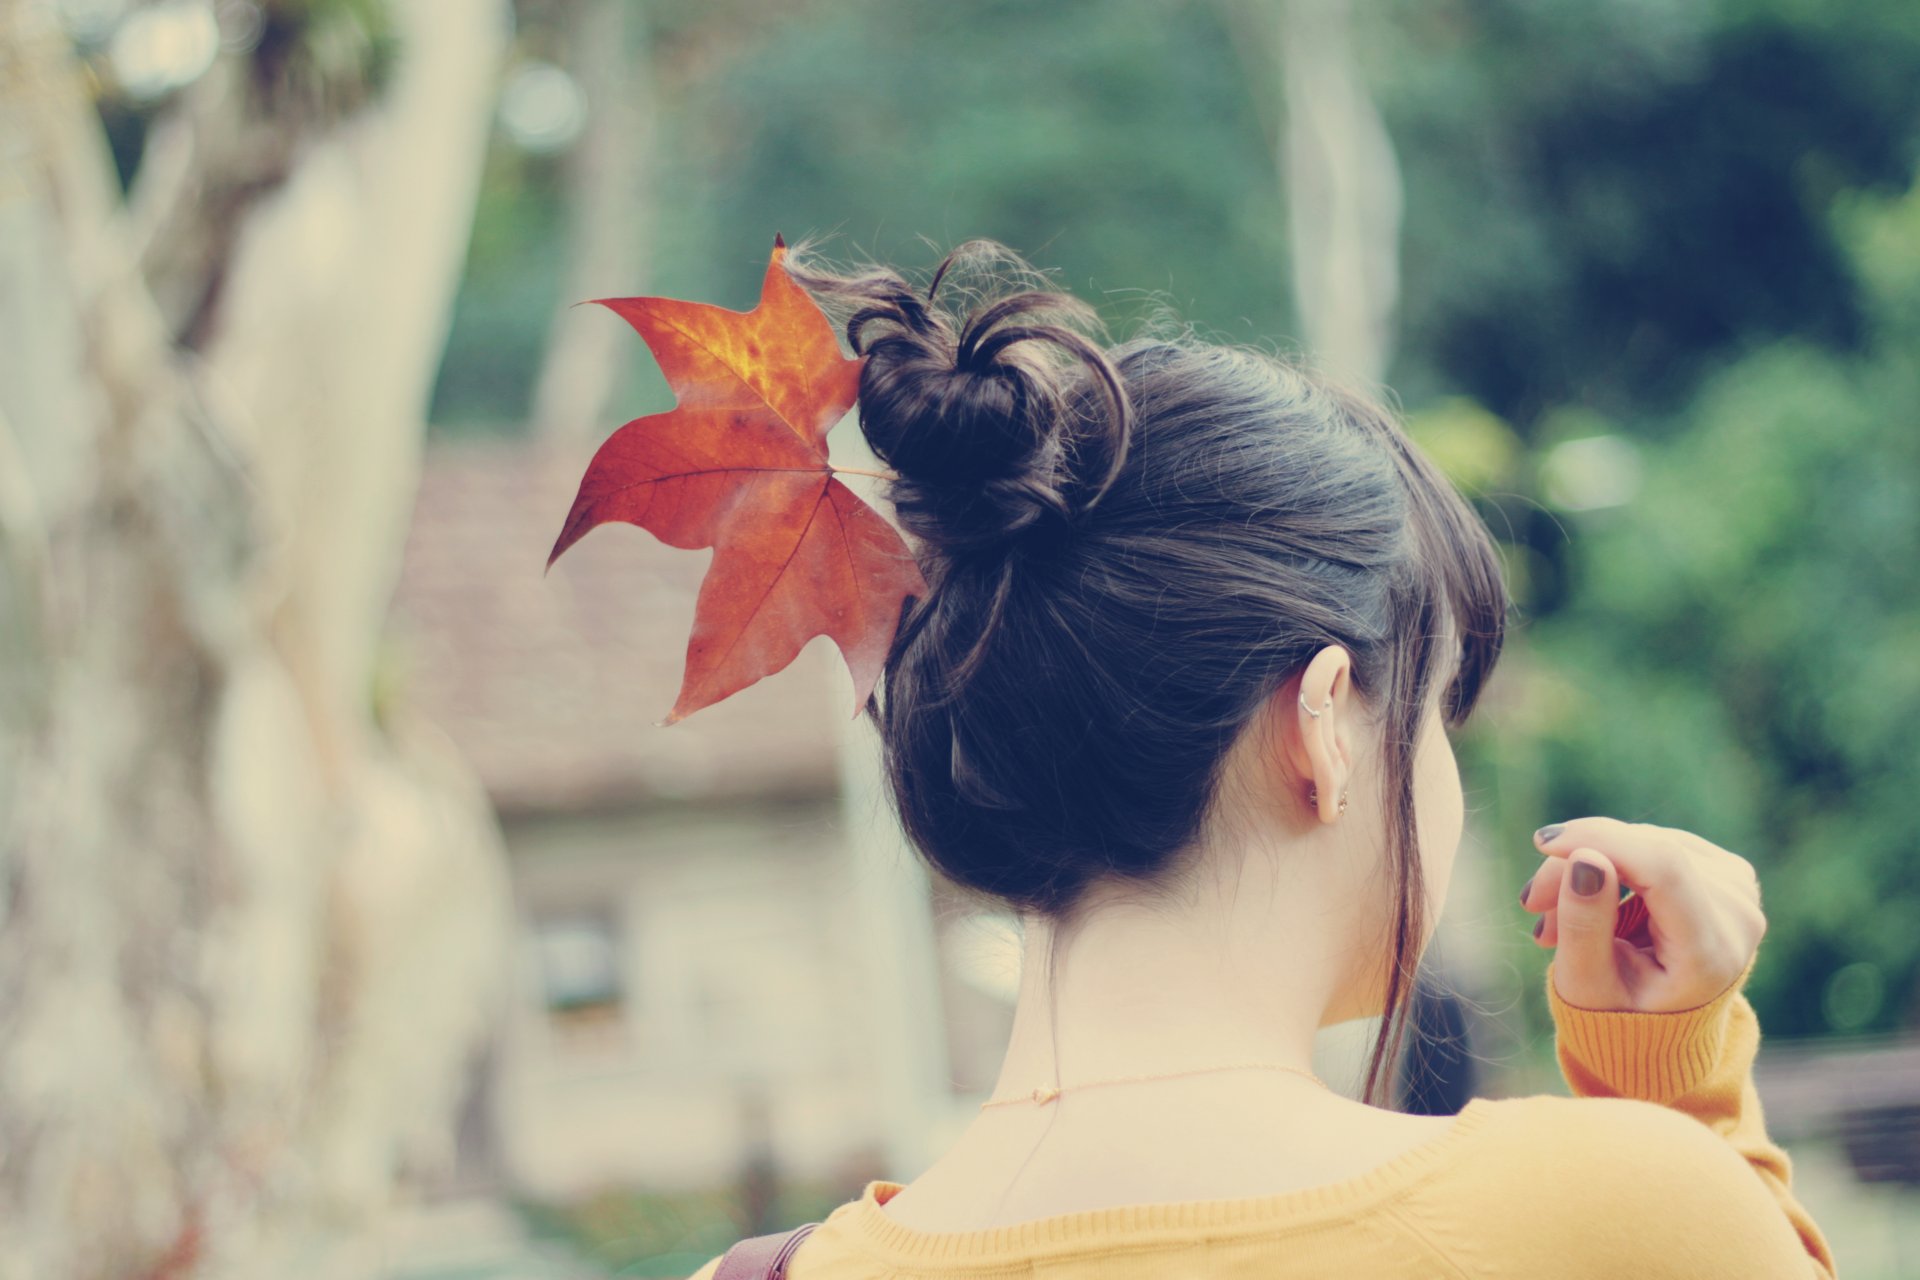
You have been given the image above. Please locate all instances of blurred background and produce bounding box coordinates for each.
[2,0,1917,1276]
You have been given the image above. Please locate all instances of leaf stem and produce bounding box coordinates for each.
[829,465,901,482]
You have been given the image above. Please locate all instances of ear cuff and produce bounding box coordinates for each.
[1299,693,1346,815]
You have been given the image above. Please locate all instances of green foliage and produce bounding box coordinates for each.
[1373,0,1920,427]
[258,0,400,108]
[1518,179,1920,1034]
[1404,397,1525,496]
[429,142,570,428]
[668,0,1292,339]
[90,0,400,193]
[430,0,1296,427]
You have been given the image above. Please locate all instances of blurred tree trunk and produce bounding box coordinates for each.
[1281,0,1402,385]
[1234,0,1403,387]
[530,0,657,442]
[0,3,512,1278]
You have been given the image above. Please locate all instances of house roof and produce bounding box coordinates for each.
[387,437,846,815]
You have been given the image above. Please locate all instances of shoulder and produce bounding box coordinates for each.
[1461,1093,1775,1209]
[1474,1092,1745,1169]
[686,1255,722,1280]
[1393,1095,1814,1277]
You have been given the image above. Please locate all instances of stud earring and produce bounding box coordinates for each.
[1307,783,1349,815]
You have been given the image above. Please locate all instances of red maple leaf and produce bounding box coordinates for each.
[546,235,929,726]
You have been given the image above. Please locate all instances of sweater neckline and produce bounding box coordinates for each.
[834,1096,1496,1266]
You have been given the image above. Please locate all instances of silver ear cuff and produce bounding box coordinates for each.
[1297,694,1344,817]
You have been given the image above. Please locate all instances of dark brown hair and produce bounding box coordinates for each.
[782,238,1509,1106]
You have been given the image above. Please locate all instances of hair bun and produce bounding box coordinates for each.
[781,239,1133,561]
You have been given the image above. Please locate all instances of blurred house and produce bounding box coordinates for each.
[386,438,1016,1203]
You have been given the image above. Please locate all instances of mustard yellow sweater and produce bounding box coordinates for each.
[691,959,1837,1278]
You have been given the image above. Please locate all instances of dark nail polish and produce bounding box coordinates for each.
[1570,860,1605,897]
[1518,875,1534,907]
[1534,823,1564,844]
[1533,917,1545,938]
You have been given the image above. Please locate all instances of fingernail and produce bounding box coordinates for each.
[1518,875,1534,907]
[1534,824,1564,844]
[1533,917,1545,938]
[1570,859,1604,897]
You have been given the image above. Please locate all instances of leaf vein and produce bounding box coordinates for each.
[709,480,832,675]
[652,310,819,451]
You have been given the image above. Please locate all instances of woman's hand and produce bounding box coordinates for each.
[1518,817,1767,1013]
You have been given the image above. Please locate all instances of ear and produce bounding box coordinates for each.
[1285,644,1355,823]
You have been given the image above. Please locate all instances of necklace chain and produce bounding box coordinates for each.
[979,1061,1331,1109]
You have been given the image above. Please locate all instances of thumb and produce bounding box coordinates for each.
[1549,847,1628,1007]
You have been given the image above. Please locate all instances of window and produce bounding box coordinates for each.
[532,909,627,1052]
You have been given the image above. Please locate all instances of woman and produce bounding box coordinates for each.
[694,240,1837,1279]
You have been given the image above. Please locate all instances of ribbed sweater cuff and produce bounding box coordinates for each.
[1546,957,1755,1105]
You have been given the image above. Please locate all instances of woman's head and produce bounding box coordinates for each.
[782,239,1508,1104]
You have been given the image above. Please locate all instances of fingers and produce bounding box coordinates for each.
[1519,857,1564,912]
[1536,896,1656,949]
[1528,817,1769,1011]
[1534,817,1717,957]
[1547,847,1630,1007]
[1535,817,1687,891]
[1522,860,1642,927]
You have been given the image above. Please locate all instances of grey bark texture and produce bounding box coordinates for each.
[0,3,514,1276]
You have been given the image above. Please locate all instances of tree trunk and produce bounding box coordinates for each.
[0,3,513,1276]
[530,0,659,443]
[1276,0,1404,388]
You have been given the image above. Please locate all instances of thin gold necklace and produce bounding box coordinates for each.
[979,1061,1331,1109]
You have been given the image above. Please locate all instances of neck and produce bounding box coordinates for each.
[879,821,1390,1222]
[985,829,1359,1109]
